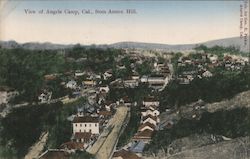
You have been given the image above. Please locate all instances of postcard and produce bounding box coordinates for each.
[0,1,249,159]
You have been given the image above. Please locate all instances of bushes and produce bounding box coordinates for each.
[160,67,250,111]
[145,108,250,153]
[0,103,62,158]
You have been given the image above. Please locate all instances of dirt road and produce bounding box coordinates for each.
[87,106,129,159]
[24,132,48,159]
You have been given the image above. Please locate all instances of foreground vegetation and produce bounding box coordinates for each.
[145,107,250,153]
[0,98,92,158]
[159,66,250,111]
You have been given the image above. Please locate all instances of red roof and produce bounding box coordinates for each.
[133,129,154,139]
[73,116,98,123]
[74,132,92,141]
[142,114,158,122]
[138,122,156,131]
[60,141,84,150]
[99,110,112,117]
[113,149,141,159]
[143,96,158,102]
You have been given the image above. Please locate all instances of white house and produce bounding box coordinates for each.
[66,80,77,89]
[202,70,213,78]
[0,86,19,104]
[142,116,157,126]
[123,79,139,88]
[140,75,148,83]
[38,91,52,103]
[143,97,160,107]
[83,80,96,87]
[99,85,110,93]
[72,116,99,134]
[147,76,166,85]
[75,70,84,77]
[208,54,218,63]
[103,70,113,80]
[141,109,160,117]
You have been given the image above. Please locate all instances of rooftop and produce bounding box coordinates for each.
[73,116,98,123]
[113,149,141,159]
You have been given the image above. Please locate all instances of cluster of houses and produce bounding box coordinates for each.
[117,96,160,157]
[176,53,249,84]
[38,49,172,158]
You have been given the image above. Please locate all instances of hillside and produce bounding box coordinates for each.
[1,36,249,52]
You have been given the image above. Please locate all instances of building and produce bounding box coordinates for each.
[38,91,52,103]
[83,80,96,87]
[132,129,154,143]
[142,96,159,107]
[112,149,141,159]
[72,116,99,134]
[99,85,110,93]
[138,122,156,132]
[0,86,19,104]
[60,141,85,151]
[75,70,84,77]
[72,132,92,145]
[141,109,160,117]
[123,79,139,88]
[66,80,77,89]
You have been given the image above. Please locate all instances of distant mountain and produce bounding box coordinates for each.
[0,36,249,52]
[0,41,73,50]
[111,37,250,52]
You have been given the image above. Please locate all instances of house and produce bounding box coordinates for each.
[99,85,109,93]
[0,86,19,104]
[103,69,113,80]
[138,122,156,132]
[119,96,132,106]
[112,149,141,159]
[141,109,160,117]
[72,132,92,144]
[132,129,153,143]
[208,54,218,63]
[83,80,96,87]
[38,149,70,159]
[147,76,166,85]
[72,116,99,134]
[129,141,146,154]
[98,110,112,119]
[141,115,158,126]
[142,96,159,107]
[117,63,126,70]
[131,72,140,80]
[38,91,52,103]
[66,80,77,89]
[60,141,85,151]
[44,74,58,81]
[123,79,139,88]
[75,70,84,77]
[202,70,213,78]
[140,75,148,83]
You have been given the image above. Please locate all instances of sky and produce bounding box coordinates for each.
[0,0,246,45]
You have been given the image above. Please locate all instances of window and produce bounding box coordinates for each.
[85,124,87,127]
[95,123,97,127]
[75,124,77,127]
[80,124,82,127]
[89,124,91,127]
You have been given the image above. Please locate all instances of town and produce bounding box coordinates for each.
[0,44,249,159]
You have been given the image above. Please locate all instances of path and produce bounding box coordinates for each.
[87,106,129,159]
[24,132,49,159]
